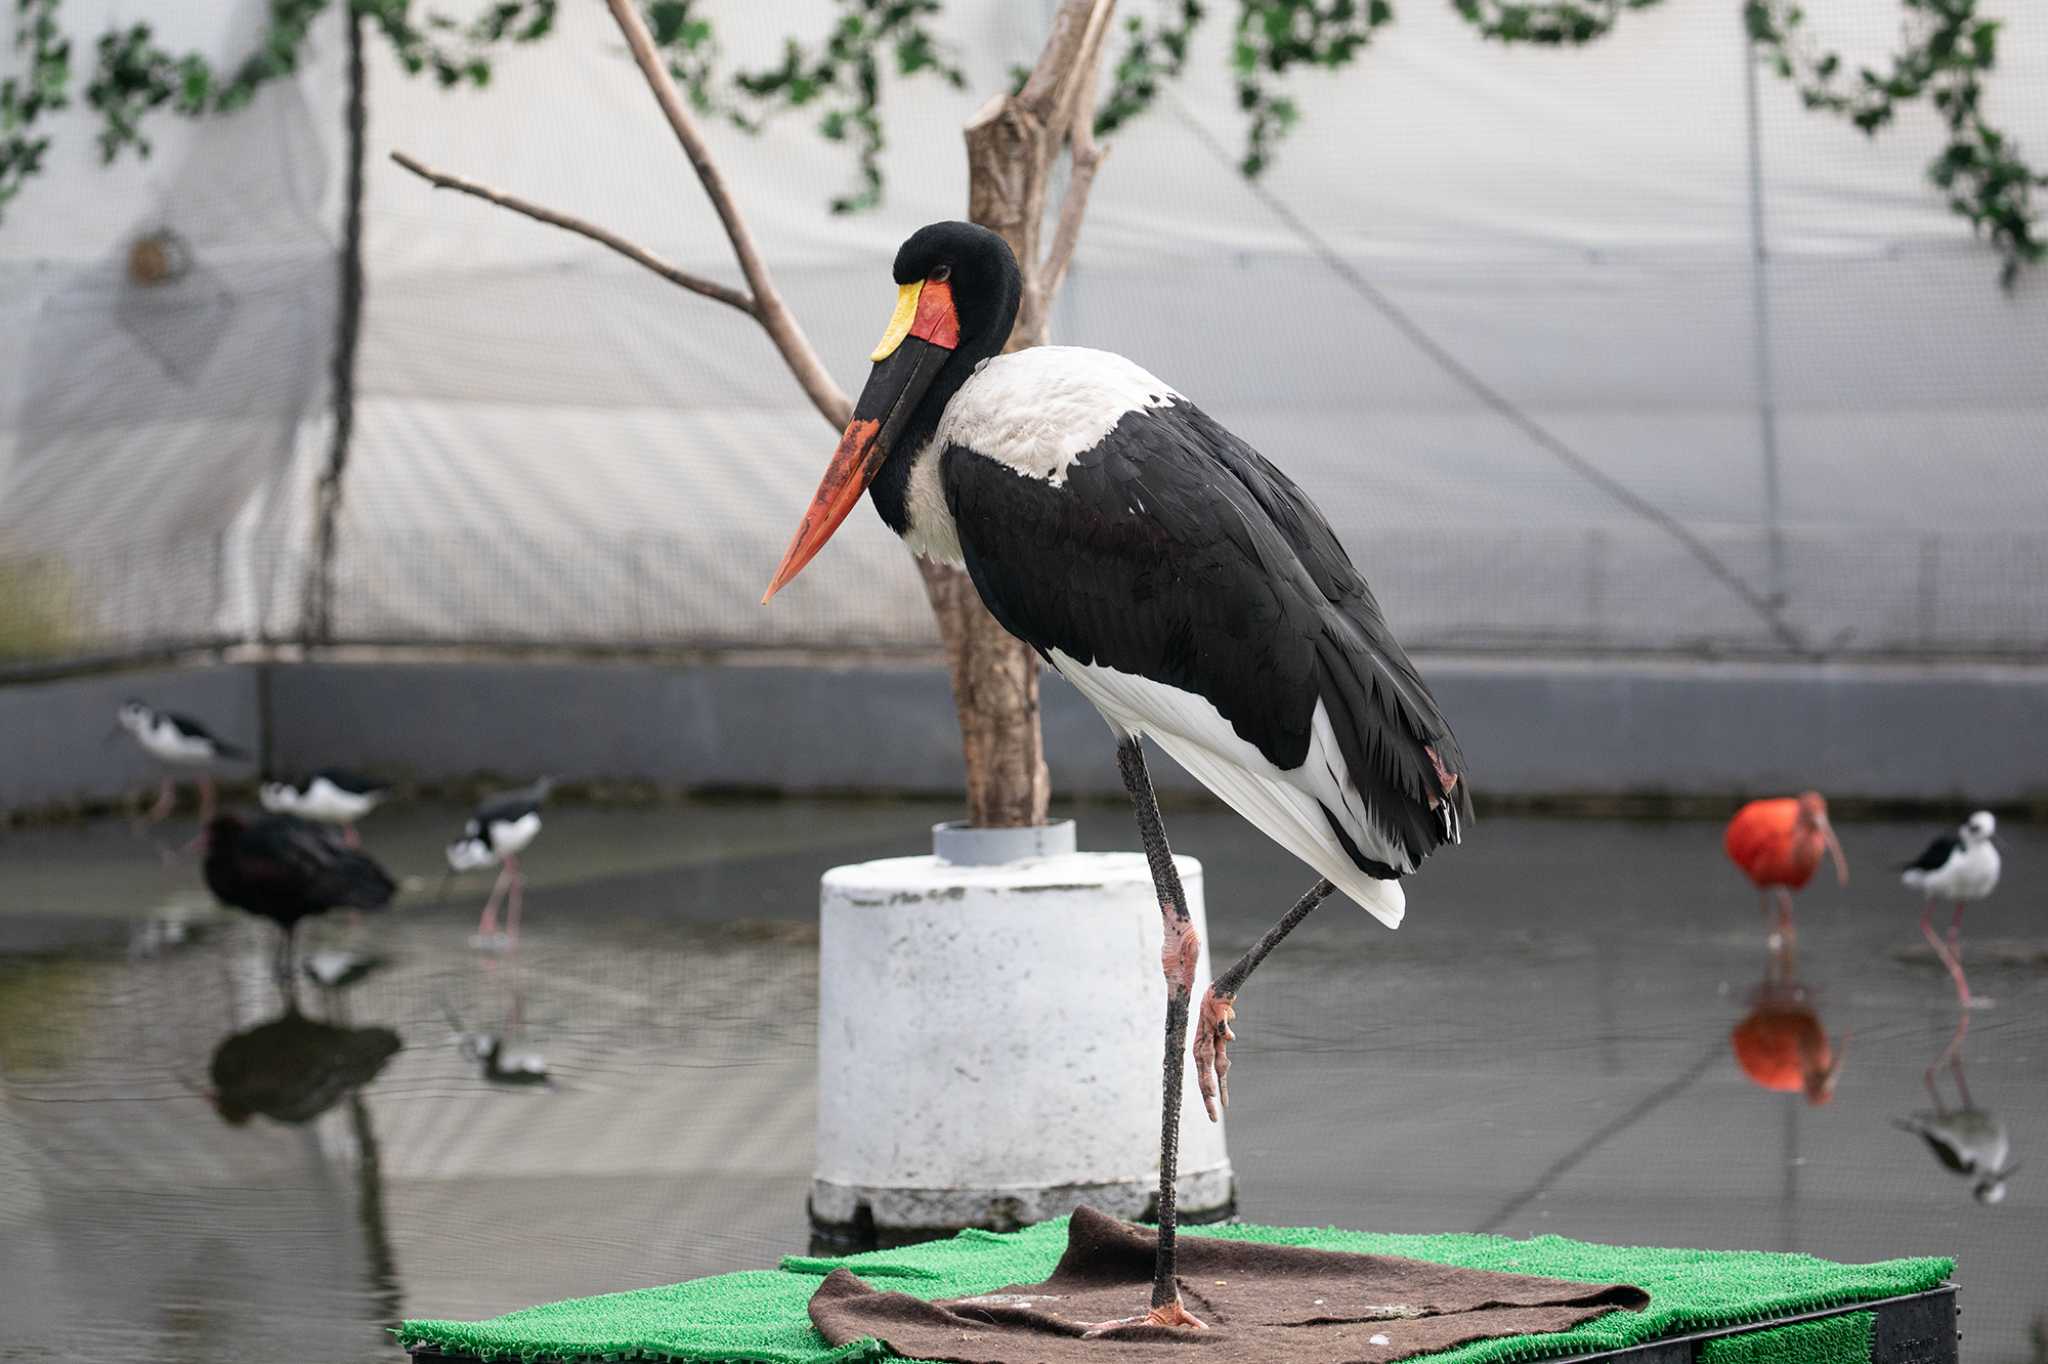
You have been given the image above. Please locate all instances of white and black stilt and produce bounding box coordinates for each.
[1902,810,2001,1008]
[445,779,551,950]
[762,223,1471,1328]
[111,699,247,830]
[261,769,391,846]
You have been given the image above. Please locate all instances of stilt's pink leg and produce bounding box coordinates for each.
[476,864,509,944]
[343,823,361,849]
[1922,904,1974,1011]
[145,776,176,825]
[196,774,217,825]
[504,855,523,948]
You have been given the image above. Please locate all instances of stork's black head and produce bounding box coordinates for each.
[763,222,1020,602]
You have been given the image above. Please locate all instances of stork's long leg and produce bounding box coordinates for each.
[1192,878,1335,1120]
[1095,738,1206,1332]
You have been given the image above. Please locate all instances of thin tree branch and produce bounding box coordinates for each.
[1018,0,1105,119]
[1041,0,1115,299]
[389,150,758,315]
[602,0,850,429]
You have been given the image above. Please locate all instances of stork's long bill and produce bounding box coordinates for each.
[762,276,960,603]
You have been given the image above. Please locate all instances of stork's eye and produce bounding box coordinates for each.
[932,264,952,283]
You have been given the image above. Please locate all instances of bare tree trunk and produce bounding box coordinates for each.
[393,0,1116,829]
[931,0,1114,828]
[304,5,367,645]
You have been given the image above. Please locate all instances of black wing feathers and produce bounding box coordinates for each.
[166,709,247,759]
[211,815,397,918]
[1903,834,1961,873]
[943,399,1469,869]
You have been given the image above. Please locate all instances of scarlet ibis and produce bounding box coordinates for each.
[261,770,392,846]
[112,699,246,827]
[762,222,1471,1329]
[1730,940,1843,1105]
[1902,810,2000,1008]
[1724,792,1848,948]
[446,779,551,949]
[201,813,398,981]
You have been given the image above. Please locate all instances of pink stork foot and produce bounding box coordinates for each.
[1193,987,1237,1121]
[1160,904,1201,995]
[1080,1300,1210,1336]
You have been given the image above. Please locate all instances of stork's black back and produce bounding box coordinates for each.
[203,813,397,930]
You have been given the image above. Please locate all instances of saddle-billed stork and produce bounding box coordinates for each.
[1901,810,2000,1008]
[763,222,1471,1330]
[1724,792,1848,951]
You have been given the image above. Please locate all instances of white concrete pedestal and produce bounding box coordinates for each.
[811,821,1235,1237]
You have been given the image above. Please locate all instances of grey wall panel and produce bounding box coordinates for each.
[5,658,2045,817]
[0,665,259,814]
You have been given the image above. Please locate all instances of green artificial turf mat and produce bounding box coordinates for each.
[398,1215,1949,1364]
[1698,1310,1876,1364]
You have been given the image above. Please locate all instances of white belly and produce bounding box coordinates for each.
[1049,651,1407,928]
[141,724,214,765]
[1909,843,2000,902]
[489,812,542,857]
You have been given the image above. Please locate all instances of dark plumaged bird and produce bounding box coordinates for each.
[762,221,1471,1330]
[111,699,247,827]
[446,779,551,949]
[1724,792,1848,949]
[202,813,398,980]
[261,769,392,846]
[1902,810,2001,1008]
[208,1008,401,1126]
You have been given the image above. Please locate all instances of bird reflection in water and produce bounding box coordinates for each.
[203,992,407,1336]
[1894,1006,2018,1205]
[446,959,551,1087]
[1730,933,1845,1105]
[208,1006,401,1127]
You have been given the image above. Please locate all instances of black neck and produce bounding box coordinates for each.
[870,266,1020,536]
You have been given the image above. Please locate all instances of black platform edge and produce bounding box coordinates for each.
[404,1283,1958,1364]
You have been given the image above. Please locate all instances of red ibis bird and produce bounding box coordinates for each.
[1724,792,1848,949]
[445,779,551,949]
[1729,937,1844,1105]
[202,813,398,982]
[112,699,246,828]
[1901,810,2000,1008]
[763,222,1471,1330]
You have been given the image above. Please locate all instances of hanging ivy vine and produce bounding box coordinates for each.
[0,0,68,213]
[1746,0,2046,287]
[0,0,2041,283]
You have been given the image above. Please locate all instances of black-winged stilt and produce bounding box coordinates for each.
[260,770,391,846]
[112,699,246,827]
[446,779,551,949]
[1896,1013,2016,1204]
[201,813,397,982]
[762,222,1471,1330]
[1903,810,2001,1008]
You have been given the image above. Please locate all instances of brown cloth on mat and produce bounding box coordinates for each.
[809,1206,1649,1364]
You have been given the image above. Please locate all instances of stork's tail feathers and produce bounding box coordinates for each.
[1338,871,1406,929]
